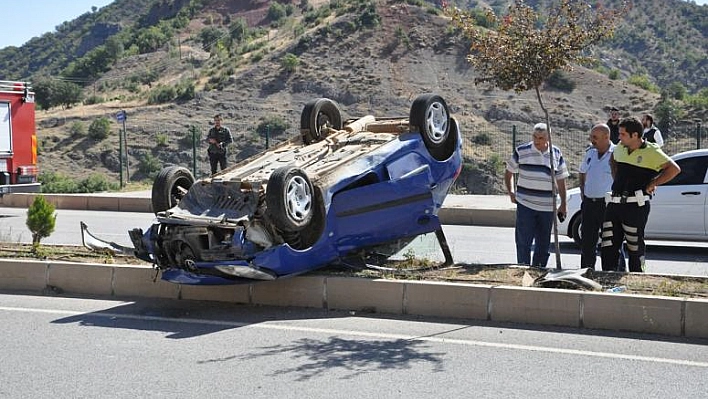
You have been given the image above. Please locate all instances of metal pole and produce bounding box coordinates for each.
[119,128,124,188]
[122,114,129,182]
[512,124,517,149]
[266,124,270,149]
[192,126,197,178]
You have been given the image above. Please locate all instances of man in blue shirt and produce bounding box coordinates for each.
[578,124,615,270]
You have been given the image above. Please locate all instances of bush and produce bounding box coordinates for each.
[608,69,620,80]
[545,70,576,92]
[281,53,299,72]
[26,195,56,245]
[77,174,119,193]
[472,132,492,145]
[69,121,86,138]
[627,74,659,93]
[256,116,290,137]
[137,153,161,177]
[88,117,111,140]
[39,171,117,193]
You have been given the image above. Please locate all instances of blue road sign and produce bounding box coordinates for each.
[116,110,126,123]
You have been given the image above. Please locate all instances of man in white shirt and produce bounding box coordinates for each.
[641,113,664,147]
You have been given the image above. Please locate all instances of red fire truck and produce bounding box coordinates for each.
[0,80,40,194]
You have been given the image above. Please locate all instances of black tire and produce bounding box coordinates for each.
[266,167,314,232]
[300,98,343,145]
[570,214,583,247]
[409,94,456,161]
[151,166,195,214]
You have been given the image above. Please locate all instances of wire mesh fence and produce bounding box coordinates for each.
[118,118,705,187]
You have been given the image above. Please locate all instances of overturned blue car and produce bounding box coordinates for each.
[97,94,462,284]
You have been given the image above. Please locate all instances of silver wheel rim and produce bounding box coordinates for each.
[284,175,312,222]
[425,101,448,144]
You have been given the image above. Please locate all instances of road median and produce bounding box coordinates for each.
[1,259,706,339]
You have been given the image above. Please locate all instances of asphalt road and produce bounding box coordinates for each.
[2,207,708,276]
[1,293,707,399]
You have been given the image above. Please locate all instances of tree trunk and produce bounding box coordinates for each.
[535,87,562,269]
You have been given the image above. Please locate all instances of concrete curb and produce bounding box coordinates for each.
[1,259,706,339]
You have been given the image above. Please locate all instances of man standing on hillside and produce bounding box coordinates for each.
[505,123,569,268]
[607,106,621,144]
[601,117,680,272]
[206,114,233,175]
[641,113,664,147]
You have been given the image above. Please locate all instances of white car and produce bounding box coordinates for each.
[559,149,708,245]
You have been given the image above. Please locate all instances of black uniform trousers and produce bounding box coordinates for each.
[581,197,627,271]
[601,202,650,272]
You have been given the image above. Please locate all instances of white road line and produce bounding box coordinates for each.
[2,305,707,368]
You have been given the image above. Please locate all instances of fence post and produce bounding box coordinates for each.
[512,124,517,149]
[192,127,198,178]
[697,121,702,150]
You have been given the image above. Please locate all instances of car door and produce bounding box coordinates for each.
[646,154,708,239]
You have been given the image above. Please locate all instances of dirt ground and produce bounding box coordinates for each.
[2,243,707,299]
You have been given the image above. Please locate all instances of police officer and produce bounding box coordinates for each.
[206,114,233,175]
[578,124,615,270]
[601,117,680,272]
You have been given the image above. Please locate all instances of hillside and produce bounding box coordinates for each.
[2,0,706,193]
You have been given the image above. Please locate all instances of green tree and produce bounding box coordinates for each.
[88,117,111,140]
[448,0,625,268]
[281,53,300,73]
[26,195,57,246]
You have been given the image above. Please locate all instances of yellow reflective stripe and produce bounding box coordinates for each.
[31,134,37,164]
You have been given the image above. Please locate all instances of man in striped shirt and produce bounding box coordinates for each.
[504,123,569,267]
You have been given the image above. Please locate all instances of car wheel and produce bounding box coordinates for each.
[409,94,456,161]
[570,215,583,247]
[300,98,343,145]
[151,166,195,214]
[266,166,314,232]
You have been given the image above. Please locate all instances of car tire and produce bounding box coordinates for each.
[570,214,583,247]
[409,93,457,161]
[151,166,195,215]
[300,98,343,145]
[266,166,315,232]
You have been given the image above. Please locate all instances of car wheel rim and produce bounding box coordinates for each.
[284,175,312,222]
[425,101,448,144]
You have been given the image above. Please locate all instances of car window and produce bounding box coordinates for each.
[664,156,708,186]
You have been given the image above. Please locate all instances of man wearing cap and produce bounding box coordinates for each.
[504,123,569,268]
[601,117,680,272]
[607,107,621,144]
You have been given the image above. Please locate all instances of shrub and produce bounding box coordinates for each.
[256,116,290,137]
[281,53,300,72]
[77,174,119,193]
[545,70,576,92]
[627,74,659,93]
[608,69,620,80]
[26,195,56,246]
[472,132,492,145]
[137,153,161,177]
[88,117,111,140]
[69,121,86,137]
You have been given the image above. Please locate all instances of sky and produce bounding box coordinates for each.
[0,0,706,49]
[0,0,114,49]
